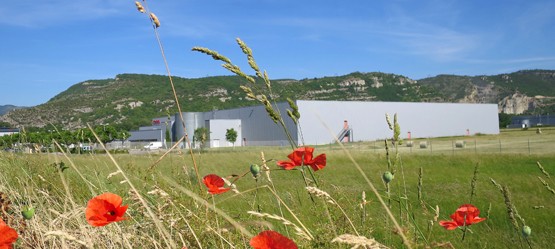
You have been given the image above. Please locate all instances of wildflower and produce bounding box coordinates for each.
[203,174,231,195]
[276,147,326,171]
[85,192,128,227]
[250,230,298,249]
[439,204,486,230]
[0,217,18,248]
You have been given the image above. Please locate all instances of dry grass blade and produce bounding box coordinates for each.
[306,186,359,235]
[248,211,311,241]
[53,140,98,195]
[317,115,412,248]
[44,231,92,248]
[148,134,186,170]
[162,175,254,238]
[331,234,389,249]
[138,0,203,192]
[537,161,551,178]
[539,176,555,194]
[87,124,177,248]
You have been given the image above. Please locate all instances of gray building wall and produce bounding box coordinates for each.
[173,103,297,147]
[128,128,164,142]
[154,100,499,147]
[296,100,500,145]
[173,112,204,147]
[508,115,555,128]
[204,102,296,146]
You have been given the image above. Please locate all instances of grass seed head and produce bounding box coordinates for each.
[385,113,393,130]
[150,13,160,28]
[331,234,389,249]
[135,1,145,13]
[537,161,550,178]
[191,47,232,64]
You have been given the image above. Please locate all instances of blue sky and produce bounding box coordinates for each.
[1,0,555,106]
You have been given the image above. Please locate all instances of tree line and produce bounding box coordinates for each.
[0,125,130,150]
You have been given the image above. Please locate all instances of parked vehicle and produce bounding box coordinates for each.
[144,142,163,150]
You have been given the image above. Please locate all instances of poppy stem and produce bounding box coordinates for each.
[461,213,468,241]
[305,164,320,188]
[298,167,316,203]
[212,197,225,249]
[255,178,261,213]
[386,183,391,208]
[525,236,533,249]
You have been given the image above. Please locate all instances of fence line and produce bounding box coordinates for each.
[327,135,554,155]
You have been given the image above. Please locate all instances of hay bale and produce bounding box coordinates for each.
[406,141,414,147]
[419,141,428,149]
[455,140,466,148]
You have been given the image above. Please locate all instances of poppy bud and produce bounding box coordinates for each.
[250,164,261,177]
[22,207,35,220]
[522,225,531,237]
[382,171,394,183]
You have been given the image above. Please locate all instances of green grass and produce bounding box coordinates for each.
[1,130,555,248]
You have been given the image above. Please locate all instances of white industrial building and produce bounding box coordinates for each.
[129,100,499,148]
[0,128,19,137]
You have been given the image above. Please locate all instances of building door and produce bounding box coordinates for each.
[212,139,220,148]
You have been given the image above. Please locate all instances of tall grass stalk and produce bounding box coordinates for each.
[320,118,412,248]
[306,186,359,236]
[462,163,480,241]
[417,167,423,206]
[88,124,177,248]
[261,185,314,240]
[138,0,203,192]
[260,151,290,236]
[53,140,97,195]
[162,175,254,238]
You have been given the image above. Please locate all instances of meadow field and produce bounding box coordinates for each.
[1,127,554,248]
[1,3,554,248]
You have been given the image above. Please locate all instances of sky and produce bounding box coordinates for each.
[1,0,555,107]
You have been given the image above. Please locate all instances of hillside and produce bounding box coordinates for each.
[1,70,555,130]
[417,70,555,114]
[0,105,26,116]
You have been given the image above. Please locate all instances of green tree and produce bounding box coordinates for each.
[0,121,12,128]
[225,128,238,148]
[194,127,208,149]
[498,113,514,128]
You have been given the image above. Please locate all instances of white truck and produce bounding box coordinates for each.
[143,142,163,150]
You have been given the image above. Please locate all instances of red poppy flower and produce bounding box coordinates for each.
[276,147,326,171]
[85,192,128,227]
[250,230,298,249]
[439,204,486,230]
[203,174,231,195]
[0,217,18,249]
